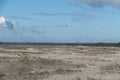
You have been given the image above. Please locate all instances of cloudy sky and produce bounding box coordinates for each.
[0,0,120,43]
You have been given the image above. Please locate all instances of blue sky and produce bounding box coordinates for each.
[0,0,120,43]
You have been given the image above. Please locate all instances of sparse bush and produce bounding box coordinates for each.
[0,73,6,79]
[100,63,120,73]
[76,64,87,68]
[55,67,81,74]
[76,77,81,80]
[37,71,49,76]
[87,77,99,80]
[55,68,72,74]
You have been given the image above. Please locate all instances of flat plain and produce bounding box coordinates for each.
[0,44,120,80]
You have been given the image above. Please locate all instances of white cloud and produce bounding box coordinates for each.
[0,16,15,30]
[72,0,120,8]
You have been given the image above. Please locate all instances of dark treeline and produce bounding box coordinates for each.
[1,42,120,47]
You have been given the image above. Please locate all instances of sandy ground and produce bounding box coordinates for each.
[0,44,120,80]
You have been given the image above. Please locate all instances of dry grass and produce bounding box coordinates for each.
[100,63,120,73]
[0,53,74,80]
[87,77,99,80]
[55,68,79,74]
[76,77,82,80]
[1,45,120,80]
[0,72,6,80]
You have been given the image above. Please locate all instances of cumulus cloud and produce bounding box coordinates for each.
[71,0,120,8]
[0,16,15,30]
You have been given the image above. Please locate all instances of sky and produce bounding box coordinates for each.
[0,0,120,43]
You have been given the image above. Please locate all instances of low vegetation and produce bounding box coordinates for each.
[100,63,120,73]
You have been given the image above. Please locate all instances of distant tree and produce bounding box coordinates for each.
[0,42,3,44]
